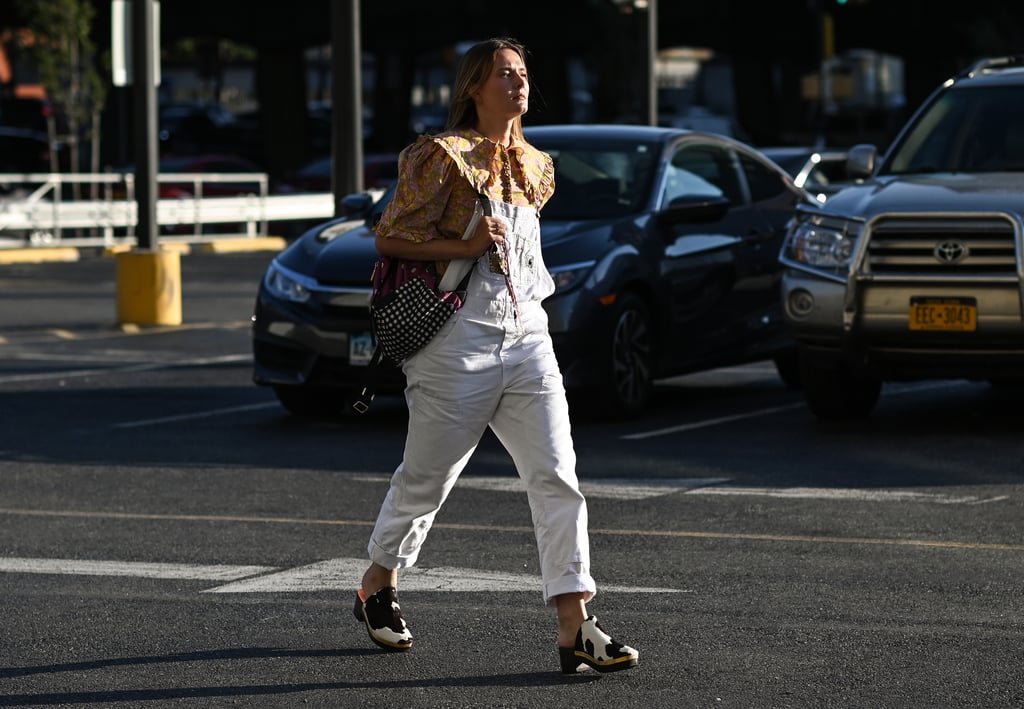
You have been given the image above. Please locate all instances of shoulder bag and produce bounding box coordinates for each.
[352,197,485,413]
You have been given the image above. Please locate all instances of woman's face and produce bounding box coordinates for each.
[474,48,529,120]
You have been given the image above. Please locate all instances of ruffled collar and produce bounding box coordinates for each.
[428,128,551,209]
[470,129,524,156]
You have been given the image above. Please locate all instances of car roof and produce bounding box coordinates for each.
[524,123,690,142]
[951,69,1024,88]
[958,55,1024,74]
[952,56,1024,87]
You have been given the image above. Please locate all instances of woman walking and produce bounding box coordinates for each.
[354,37,639,675]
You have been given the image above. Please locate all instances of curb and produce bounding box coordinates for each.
[103,242,193,256]
[0,247,81,264]
[0,237,287,265]
[200,236,287,253]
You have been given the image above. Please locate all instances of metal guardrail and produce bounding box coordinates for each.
[0,172,337,248]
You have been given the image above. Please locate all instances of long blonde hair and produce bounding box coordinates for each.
[446,38,529,140]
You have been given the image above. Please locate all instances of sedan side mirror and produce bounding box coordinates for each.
[657,194,731,226]
[341,192,375,218]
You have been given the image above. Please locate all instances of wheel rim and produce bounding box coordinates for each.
[610,307,652,407]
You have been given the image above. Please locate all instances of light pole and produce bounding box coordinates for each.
[116,0,182,327]
[331,0,363,217]
[614,0,657,126]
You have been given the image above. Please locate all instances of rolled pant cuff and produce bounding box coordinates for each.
[368,540,414,571]
[543,577,596,606]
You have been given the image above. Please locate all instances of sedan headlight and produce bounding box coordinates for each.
[548,260,596,294]
[781,216,859,276]
[263,261,313,303]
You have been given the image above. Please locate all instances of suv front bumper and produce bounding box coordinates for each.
[782,268,1024,380]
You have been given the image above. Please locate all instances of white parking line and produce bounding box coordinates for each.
[688,487,1008,504]
[621,404,803,440]
[0,354,251,385]
[622,380,974,440]
[0,362,166,384]
[111,401,279,428]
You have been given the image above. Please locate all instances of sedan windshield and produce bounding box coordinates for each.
[528,138,660,219]
[885,85,1024,175]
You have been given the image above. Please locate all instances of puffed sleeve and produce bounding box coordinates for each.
[374,137,455,242]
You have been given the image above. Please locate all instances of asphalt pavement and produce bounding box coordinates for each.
[1,252,1023,708]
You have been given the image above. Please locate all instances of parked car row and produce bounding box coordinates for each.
[252,55,1024,423]
[252,124,813,420]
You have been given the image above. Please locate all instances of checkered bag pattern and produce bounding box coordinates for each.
[370,257,465,363]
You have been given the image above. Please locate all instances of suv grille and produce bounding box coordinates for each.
[866,216,1019,276]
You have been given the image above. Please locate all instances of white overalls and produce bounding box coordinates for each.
[366,196,596,605]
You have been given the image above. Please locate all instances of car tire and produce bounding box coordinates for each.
[773,350,802,389]
[272,384,343,418]
[798,349,881,421]
[589,292,655,420]
[988,378,1024,390]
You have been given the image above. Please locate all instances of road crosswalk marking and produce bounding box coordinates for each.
[349,475,733,501]
[0,480,1010,593]
[0,556,687,595]
[0,557,274,580]
[204,558,685,594]
[352,475,1003,504]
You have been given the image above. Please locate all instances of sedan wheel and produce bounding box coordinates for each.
[591,293,654,419]
[773,350,802,389]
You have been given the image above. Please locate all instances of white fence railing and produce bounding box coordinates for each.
[0,172,338,248]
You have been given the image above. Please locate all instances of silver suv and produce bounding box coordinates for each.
[779,55,1024,420]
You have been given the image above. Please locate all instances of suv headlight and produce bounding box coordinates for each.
[781,216,860,277]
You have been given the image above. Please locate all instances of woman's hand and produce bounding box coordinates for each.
[468,216,507,257]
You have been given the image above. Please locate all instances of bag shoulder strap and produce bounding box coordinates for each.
[352,346,387,414]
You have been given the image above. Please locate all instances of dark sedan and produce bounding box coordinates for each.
[252,124,814,419]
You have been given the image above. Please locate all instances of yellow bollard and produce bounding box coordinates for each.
[115,249,183,326]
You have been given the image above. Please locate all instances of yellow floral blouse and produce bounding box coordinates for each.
[374,129,555,248]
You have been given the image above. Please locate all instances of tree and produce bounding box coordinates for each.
[14,0,107,195]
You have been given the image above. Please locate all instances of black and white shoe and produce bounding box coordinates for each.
[353,586,413,651]
[559,615,639,674]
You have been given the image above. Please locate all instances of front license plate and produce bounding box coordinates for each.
[908,296,977,331]
[349,332,375,366]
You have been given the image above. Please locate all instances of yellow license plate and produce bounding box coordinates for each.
[908,297,977,331]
